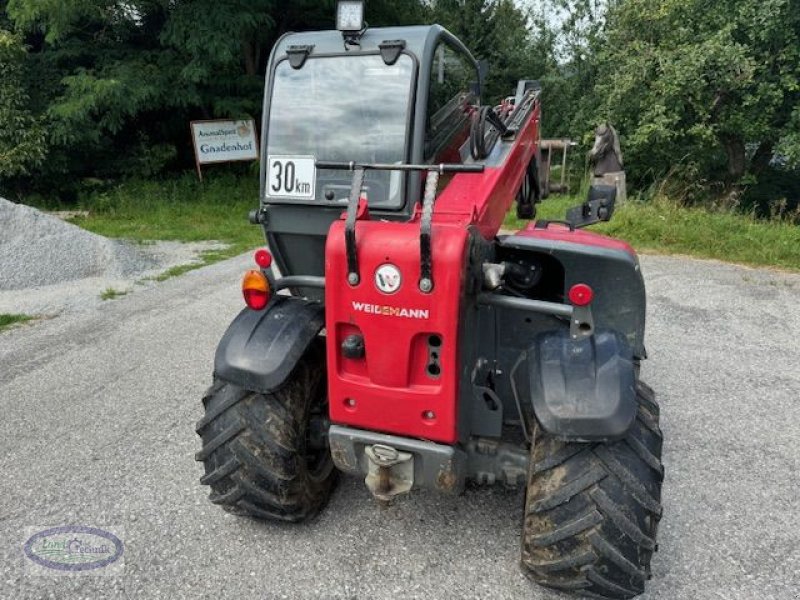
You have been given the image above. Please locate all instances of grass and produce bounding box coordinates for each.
[504,193,800,271]
[100,287,128,300]
[69,174,264,277]
[142,247,249,282]
[52,172,800,275]
[0,313,34,332]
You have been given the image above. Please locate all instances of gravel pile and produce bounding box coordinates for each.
[0,197,228,316]
[0,197,156,291]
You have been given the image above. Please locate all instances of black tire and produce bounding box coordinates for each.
[536,153,549,200]
[195,350,337,523]
[517,159,540,219]
[521,381,663,599]
[531,156,543,202]
[538,172,549,200]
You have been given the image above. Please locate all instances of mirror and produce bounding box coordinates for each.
[565,184,617,228]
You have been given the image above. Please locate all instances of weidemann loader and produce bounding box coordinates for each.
[196,4,664,597]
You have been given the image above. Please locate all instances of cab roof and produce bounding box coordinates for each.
[273,25,450,61]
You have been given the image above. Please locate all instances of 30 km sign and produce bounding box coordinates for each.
[265,155,316,200]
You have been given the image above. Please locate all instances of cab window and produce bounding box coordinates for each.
[425,42,479,161]
[266,54,414,209]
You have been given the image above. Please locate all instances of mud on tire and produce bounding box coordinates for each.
[521,381,663,599]
[195,351,337,522]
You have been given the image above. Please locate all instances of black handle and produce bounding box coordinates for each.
[315,160,484,173]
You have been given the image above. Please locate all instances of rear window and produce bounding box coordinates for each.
[265,54,415,209]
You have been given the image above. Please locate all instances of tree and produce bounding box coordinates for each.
[0,29,44,179]
[430,0,551,103]
[590,0,800,188]
[524,0,608,139]
[1,0,432,191]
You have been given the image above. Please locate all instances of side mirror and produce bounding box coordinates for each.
[566,184,617,228]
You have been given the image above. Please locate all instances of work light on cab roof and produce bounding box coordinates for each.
[336,1,365,33]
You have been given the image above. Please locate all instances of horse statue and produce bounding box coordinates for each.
[588,122,626,203]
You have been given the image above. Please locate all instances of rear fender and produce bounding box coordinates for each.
[214,296,324,393]
[528,329,636,441]
[498,229,647,358]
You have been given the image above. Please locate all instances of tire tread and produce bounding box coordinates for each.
[521,381,663,599]
[196,355,336,523]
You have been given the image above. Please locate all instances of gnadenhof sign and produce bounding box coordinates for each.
[190,119,259,179]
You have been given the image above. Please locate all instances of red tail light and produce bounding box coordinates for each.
[254,249,272,269]
[568,283,594,306]
[242,270,271,310]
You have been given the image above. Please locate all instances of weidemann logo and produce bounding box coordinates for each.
[352,301,429,319]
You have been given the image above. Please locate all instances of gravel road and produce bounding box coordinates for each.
[1,253,798,599]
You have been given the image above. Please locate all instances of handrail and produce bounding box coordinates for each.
[477,292,573,318]
[273,276,325,291]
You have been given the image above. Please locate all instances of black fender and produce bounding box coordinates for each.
[528,329,636,441]
[214,296,324,393]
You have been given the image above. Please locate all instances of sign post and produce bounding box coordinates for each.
[190,119,259,181]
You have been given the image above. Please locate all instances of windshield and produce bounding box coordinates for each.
[265,54,414,209]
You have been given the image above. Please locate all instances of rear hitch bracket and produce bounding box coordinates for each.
[364,444,414,503]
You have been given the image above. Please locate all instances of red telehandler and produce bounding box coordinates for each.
[196,4,663,598]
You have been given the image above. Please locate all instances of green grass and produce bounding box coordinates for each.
[69,174,264,265]
[58,173,800,274]
[0,314,34,332]
[100,287,128,300]
[504,194,800,271]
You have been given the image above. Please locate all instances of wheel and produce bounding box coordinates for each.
[531,156,543,202]
[537,153,549,200]
[521,381,663,599]
[516,159,540,219]
[195,347,337,522]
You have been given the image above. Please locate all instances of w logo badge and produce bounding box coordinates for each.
[374,264,402,294]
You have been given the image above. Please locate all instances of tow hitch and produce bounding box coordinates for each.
[364,444,414,503]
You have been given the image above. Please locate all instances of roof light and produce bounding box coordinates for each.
[568,283,594,306]
[242,270,271,310]
[254,249,272,269]
[336,0,365,33]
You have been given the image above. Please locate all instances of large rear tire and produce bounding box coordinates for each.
[521,381,663,599]
[195,348,336,522]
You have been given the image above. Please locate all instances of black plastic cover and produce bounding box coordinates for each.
[528,329,636,441]
[214,296,324,393]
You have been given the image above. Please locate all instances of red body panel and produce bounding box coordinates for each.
[515,222,636,257]
[325,220,468,443]
[325,101,542,443]
[433,103,541,238]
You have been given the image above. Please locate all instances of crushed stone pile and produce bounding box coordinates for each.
[0,197,157,291]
